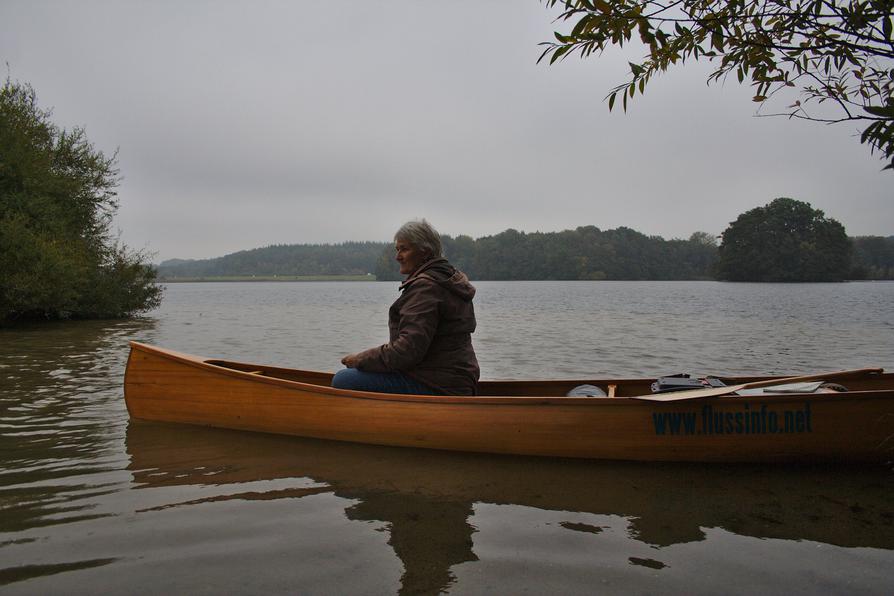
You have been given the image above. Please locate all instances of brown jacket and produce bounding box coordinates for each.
[354,258,480,395]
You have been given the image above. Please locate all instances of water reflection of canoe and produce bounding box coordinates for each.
[128,421,894,596]
[125,421,894,552]
[124,342,894,463]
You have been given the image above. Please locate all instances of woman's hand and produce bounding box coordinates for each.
[341,353,360,368]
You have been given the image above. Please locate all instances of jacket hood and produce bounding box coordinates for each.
[400,257,476,301]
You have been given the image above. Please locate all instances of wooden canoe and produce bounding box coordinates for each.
[124,342,894,463]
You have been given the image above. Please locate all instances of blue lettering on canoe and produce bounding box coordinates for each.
[652,403,813,436]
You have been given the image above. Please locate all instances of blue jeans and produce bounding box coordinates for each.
[331,368,439,395]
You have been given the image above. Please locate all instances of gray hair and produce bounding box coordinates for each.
[394,219,443,259]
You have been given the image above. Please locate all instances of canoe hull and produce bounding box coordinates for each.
[124,343,894,463]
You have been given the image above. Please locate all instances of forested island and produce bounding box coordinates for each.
[158,215,894,283]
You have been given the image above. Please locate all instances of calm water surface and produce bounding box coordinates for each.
[2,281,893,594]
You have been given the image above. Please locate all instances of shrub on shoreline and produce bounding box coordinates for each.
[0,78,161,324]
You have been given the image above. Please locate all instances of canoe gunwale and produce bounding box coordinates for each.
[127,341,892,407]
[129,341,647,406]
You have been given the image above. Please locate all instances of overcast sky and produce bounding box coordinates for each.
[2,1,891,262]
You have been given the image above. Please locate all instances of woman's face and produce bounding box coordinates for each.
[395,239,427,275]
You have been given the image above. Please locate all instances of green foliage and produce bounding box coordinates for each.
[374,245,401,281]
[541,0,894,170]
[0,79,161,323]
[159,242,389,279]
[163,227,720,282]
[716,197,852,281]
[850,235,894,278]
[157,221,893,282]
[417,226,717,281]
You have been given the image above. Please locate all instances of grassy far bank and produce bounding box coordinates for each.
[158,274,377,283]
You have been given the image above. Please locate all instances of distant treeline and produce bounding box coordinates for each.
[158,242,385,278]
[851,236,894,280]
[375,227,719,281]
[157,228,894,282]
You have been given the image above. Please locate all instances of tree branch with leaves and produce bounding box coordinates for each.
[540,0,894,169]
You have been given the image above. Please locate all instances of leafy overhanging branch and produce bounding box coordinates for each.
[541,0,894,170]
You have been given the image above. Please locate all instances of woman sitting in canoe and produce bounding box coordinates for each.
[332,219,480,395]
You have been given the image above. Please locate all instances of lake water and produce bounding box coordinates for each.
[2,281,893,594]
